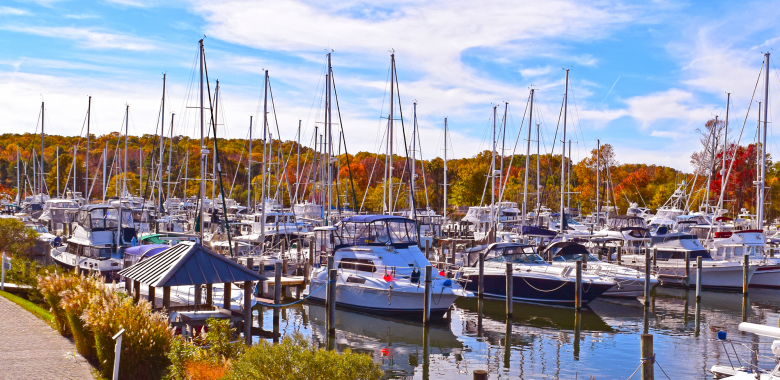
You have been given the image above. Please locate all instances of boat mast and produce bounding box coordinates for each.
[759,52,770,229]
[536,123,540,223]
[102,142,106,202]
[560,69,569,234]
[718,93,729,213]
[40,102,45,195]
[411,101,417,211]
[167,114,174,200]
[212,80,220,214]
[596,139,600,227]
[295,120,301,204]
[567,140,571,211]
[123,105,129,198]
[705,116,718,211]
[500,102,507,200]
[198,39,206,241]
[491,105,497,242]
[247,116,253,212]
[56,147,59,198]
[158,73,166,214]
[260,70,268,249]
[85,96,91,202]
[522,89,534,229]
[443,117,448,220]
[388,53,395,214]
[15,146,19,202]
[327,53,333,223]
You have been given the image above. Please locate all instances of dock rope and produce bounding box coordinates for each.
[253,280,333,308]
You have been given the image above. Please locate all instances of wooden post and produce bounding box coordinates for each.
[616,246,622,265]
[644,252,651,306]
[743,254,749,295]
[582,247,588,268]
[274,262,282,305]
[258,261,266,297]
[309,236,315,264]
[162,286,170,310]
[575,260,582,311]
[641,334,654,380]
[243,281,252,345]
[303,260,310,285]
[206,284,213,307]
[652,247,657,267]
[133,280,140,303]
[423,265,432,325]
[425,240,431,260]
[450,240,456,265]
[478,252,484,298]
[148,285,155,307]
[597,243,602,261]
[506,262,513,317]
[473,369,487,380]
[685,252,691,288]
[223,283,231,310]
[696,256,702,301]
[327,268,337,336]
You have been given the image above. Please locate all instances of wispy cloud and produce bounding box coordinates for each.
[0,25,158,51]
[64,14,100,19]
[520,65,554,78]
[0,6,29,16]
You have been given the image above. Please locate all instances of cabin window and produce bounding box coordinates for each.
[339,258,376,272]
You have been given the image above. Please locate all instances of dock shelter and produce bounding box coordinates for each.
[118,241,266,344]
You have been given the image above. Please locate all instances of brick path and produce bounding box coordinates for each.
[0,296,94,379]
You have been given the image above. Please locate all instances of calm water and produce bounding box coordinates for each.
[252,288,780,379]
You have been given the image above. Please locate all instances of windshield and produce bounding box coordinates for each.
[339,219,417,246]
[552,253,600,262]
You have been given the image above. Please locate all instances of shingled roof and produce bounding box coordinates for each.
[118,241,266,287]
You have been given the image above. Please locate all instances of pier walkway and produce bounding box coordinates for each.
[0,296,93,379]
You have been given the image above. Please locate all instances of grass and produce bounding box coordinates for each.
[0,290,54,326]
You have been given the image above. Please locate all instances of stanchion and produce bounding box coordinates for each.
[743,254,749,295]
[327,268,337,336]
[423,265,432,325]
[641,334,654,380]
[696,256,703,301]
[505,263,513,317]
[575,261,582,311]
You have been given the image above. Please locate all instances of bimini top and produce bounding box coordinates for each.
[79,204,116,212]
[123,244,169,259]
[542,241,589,257]
[341,215,411,223]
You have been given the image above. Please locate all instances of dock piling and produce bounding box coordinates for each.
[274,262,282,305]
[243,280,252,345]
[425,240,431,260]
[644,252,651,306]
[222,282,230,310]
[575,260,582,311]
[616,246,622,265]
[473,369,487,380]
[743,254,749,295]
[327,268,337,336]
[506,263,513,317]
[423,265,432,325]
[478,252,484,298]
[641,334,654,380]
[652,247,657,267]
[685,252,691,288]
[696,256,702,301]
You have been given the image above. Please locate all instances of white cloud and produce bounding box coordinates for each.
[0,26,158,51]
[624,88,720,128]
[520,66,554,78]
[0,6,29,15]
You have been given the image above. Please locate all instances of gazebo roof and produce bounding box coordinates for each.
[118,241,265,287]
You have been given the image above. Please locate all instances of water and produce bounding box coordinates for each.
[252,288,780,379]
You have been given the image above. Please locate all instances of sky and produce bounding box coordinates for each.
[0,0,779,172]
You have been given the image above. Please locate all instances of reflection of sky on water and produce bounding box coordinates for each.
[253,288,780,379]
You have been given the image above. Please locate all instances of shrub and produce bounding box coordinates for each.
[3,256,59,303]
[165,318,243,380]
[0,218,38,259]
[37,272,80,336]
[60,274,101,360]
[84,287,174,380]
[224,333,383,380]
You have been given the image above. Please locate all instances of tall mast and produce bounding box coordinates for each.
[212,80,220,211]
[567,140,571,210]
[560,69,569,234]
[522,89,534,229]
[443,118,448,220]
[411,101,417,211]
[327,53,333,223]
[500,102,508,200]
[102,142,106,202]
[596,139,600,227]
[123,105,129,198]
[56,147,59,198]
[15,146,19,202]
[40,102,44,195]
[139,148,142,197]
[757,103,761,219]
[198,39,206,241]
[536,123,540,218]
[705,116,718,211]
[158,73,166,214]
[167,114,174,200]
[491,105,497,241]
[760,52,770,229]
[85,96,91,201]
[388,53,395,213]
[295,120,301,204]
[247,116,253,211]
[260,70,268,249]
[718,93,729,213]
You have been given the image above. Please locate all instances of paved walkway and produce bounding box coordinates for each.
[0,296,93,379]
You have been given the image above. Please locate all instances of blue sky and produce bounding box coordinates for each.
[1,0,779,171]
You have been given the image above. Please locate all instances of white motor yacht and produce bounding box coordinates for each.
[303,215,470,317]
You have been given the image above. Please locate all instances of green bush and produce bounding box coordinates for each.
[224,333,383,380]
[165,318,243,380]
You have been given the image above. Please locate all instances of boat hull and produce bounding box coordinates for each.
[462,273,612,305]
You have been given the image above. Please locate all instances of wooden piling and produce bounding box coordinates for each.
[425,240,431,260]
[641,334,654,380]
[696,256,703,301]
[223,282,231,310]
[478,252,485,298]
[616,246,622,265]
[423,265,432,325]
[274,262,282,305]
[575,261,582,311]
[162,286,170,310]
[148,285,155,307]
[303,261,310,285]
[450,240,456,265]
[652,247,657,267]
[644,252,651,306]
[685,252,691,288]
[743,254,749,295]
[506,262,513,317]
[243,281,252,345]
[473,369,487,380]
[327,268,337,336]
[133,280,140,303]
[206,284,213,307]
